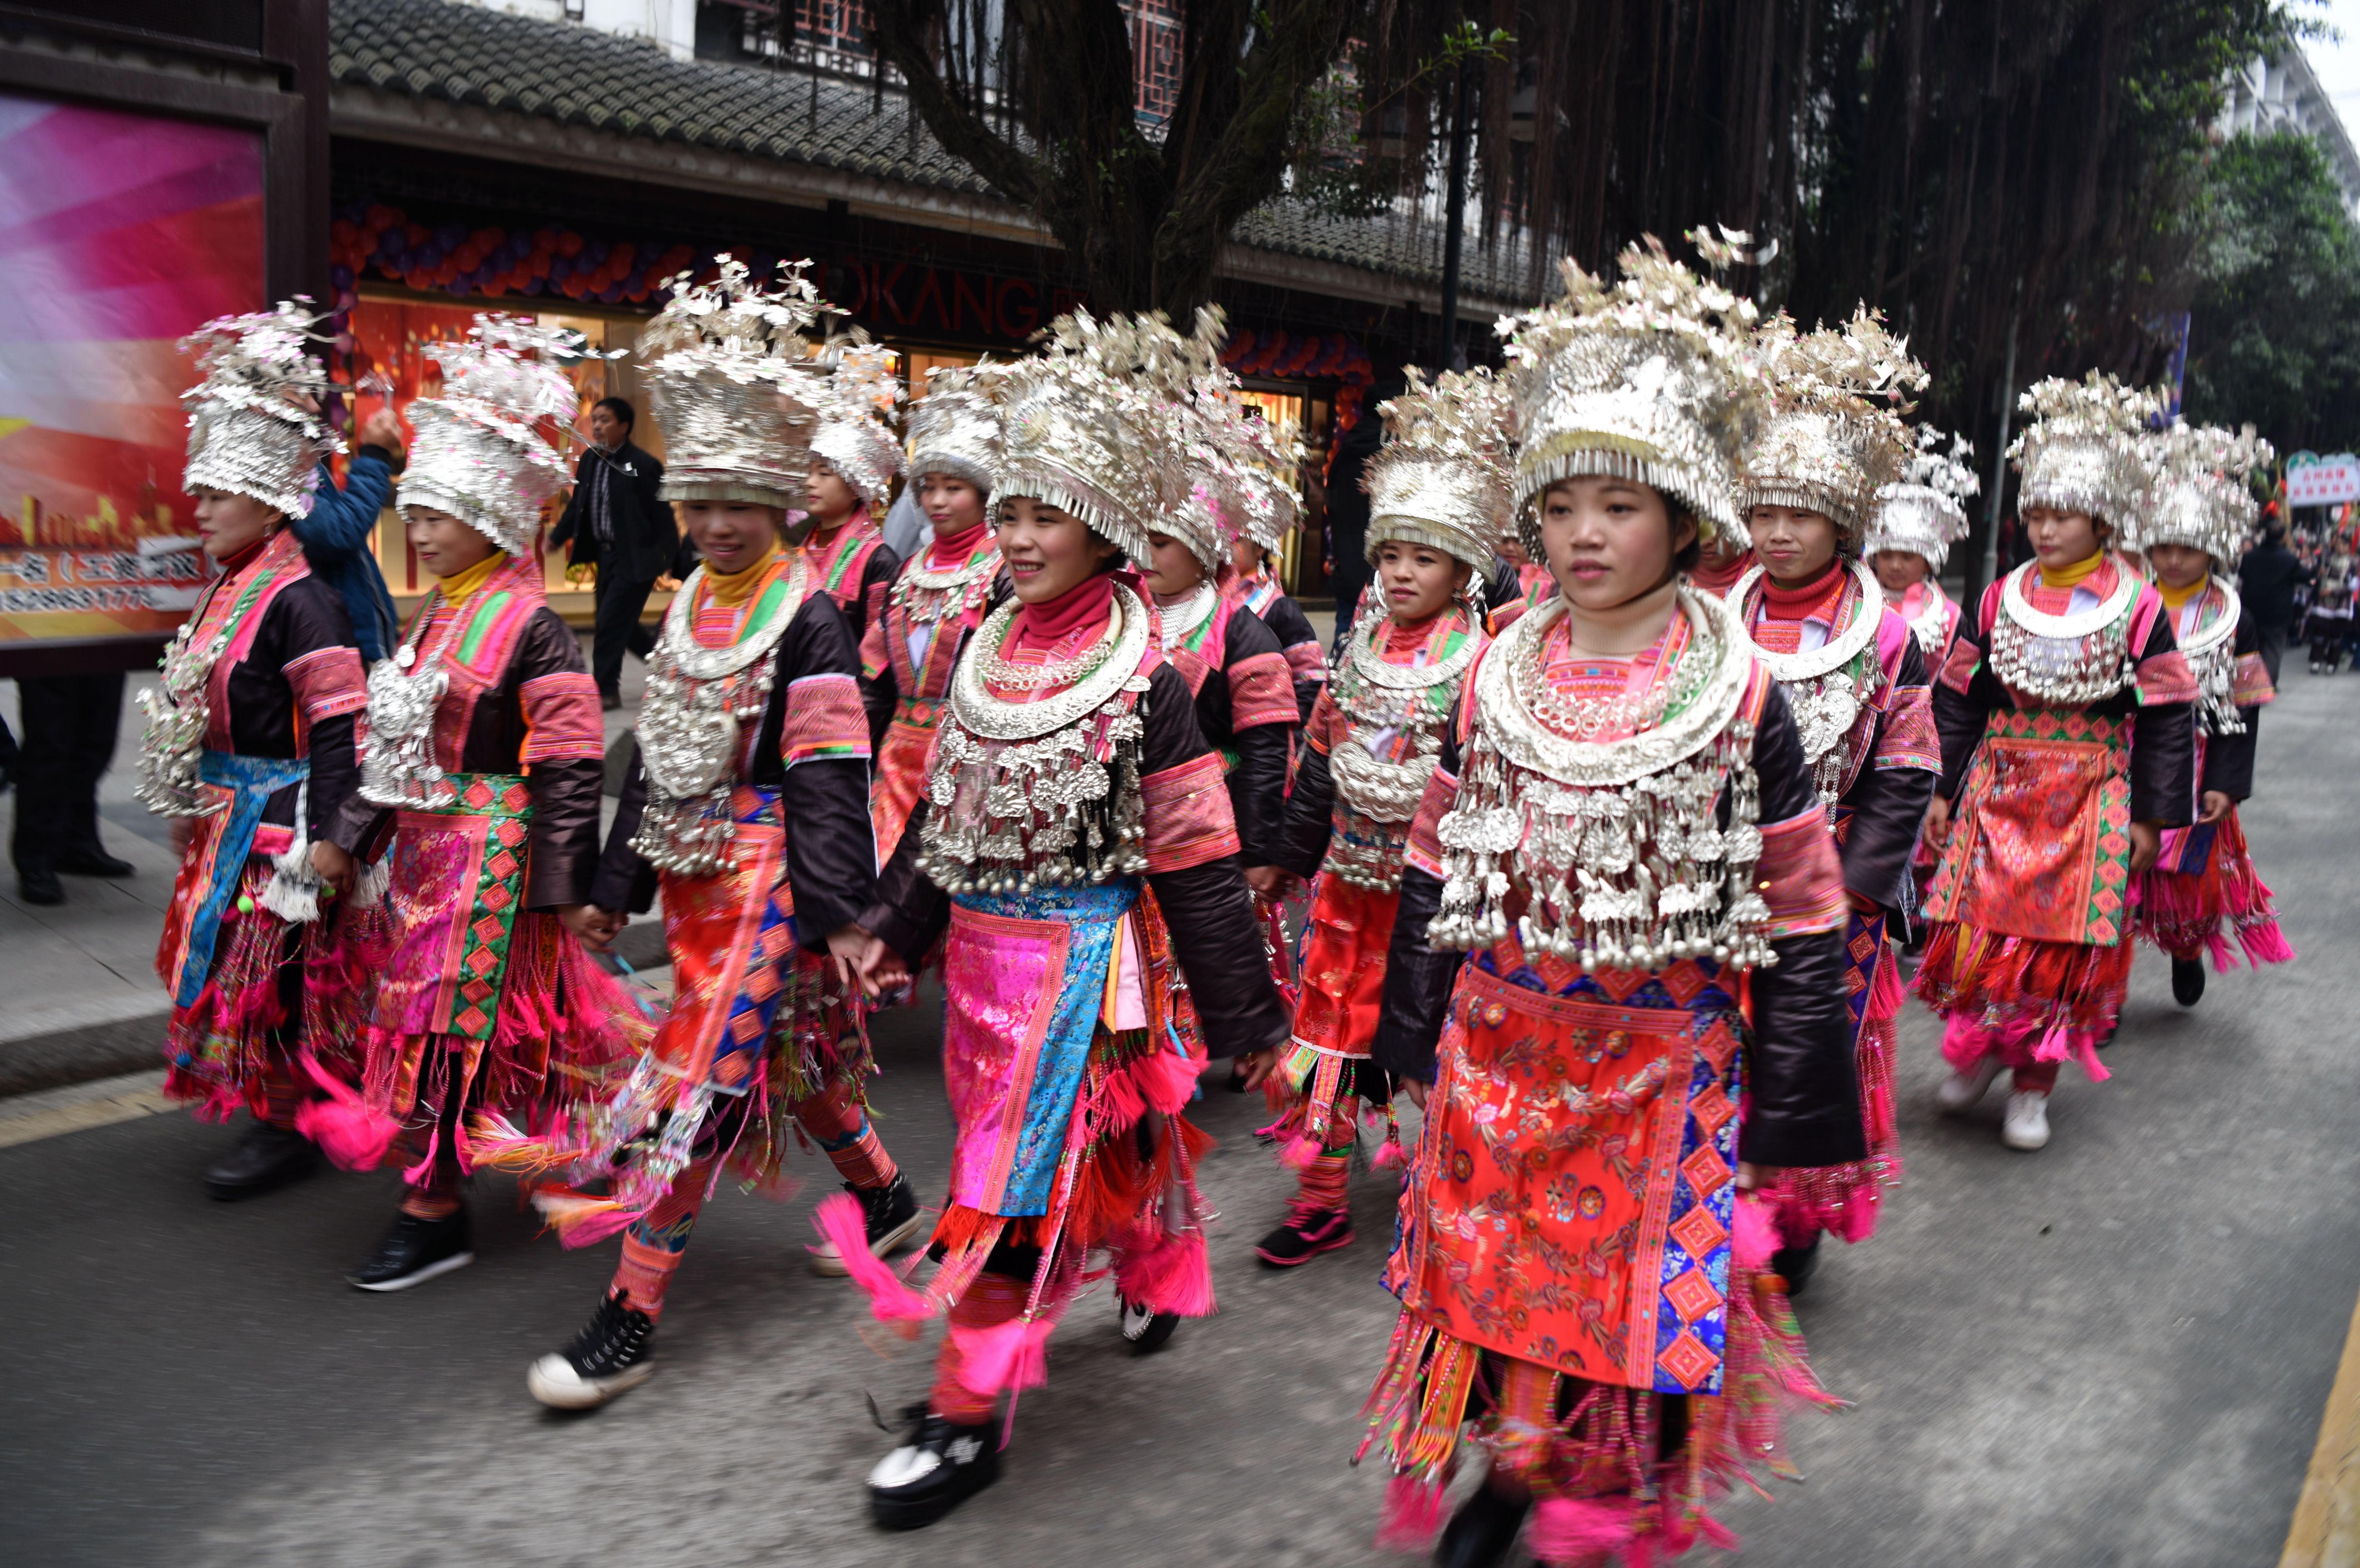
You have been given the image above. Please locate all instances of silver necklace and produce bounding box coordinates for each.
[1155,580,1220,648]
[1734,558,1886,805]
[1988,561,2141,706]
[952,583,1149,742]
[360,592,465,809]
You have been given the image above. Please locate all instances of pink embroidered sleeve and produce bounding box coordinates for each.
[1226,649,1299,730]
[1300,688,1340,757]
[2231,651,2275,707]
[1283,640,1328,685]
[1140,752,1241,871]
[284,645,368,724]
[1403,766,1459,880]
[780,672,871,764]
[1756,806,1846,938]
[2134,649,2198,707]
[518,671,605,763]
[859,610,891,683]
[1873,683,1940,772]
[1935,633,1981,695]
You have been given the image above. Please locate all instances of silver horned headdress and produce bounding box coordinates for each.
[179,300,344,519]
[644,255,828,511]
[1864,426,1980,574]
[1738,308,1925,548]
[1499,235,1767,554]
[2009,372,2162,531]
[906,360,1006,497]
[2136,421,2274,573]
[395,314,590,557]
[810,340,907,510]
[1363,366,1515,572]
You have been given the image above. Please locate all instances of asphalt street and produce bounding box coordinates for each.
[5,660,2359,1567]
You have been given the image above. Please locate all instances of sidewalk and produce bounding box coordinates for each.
[0,635,662,1097]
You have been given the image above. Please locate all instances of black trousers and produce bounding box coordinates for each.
[2256,621,2288,687]
[11,670,124,873]
[591,567,658,697]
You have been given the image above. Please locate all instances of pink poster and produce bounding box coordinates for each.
[0,92,266,643]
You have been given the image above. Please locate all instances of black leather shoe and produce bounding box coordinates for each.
[868,1405,1000,1529]
[204,1121,319,1201]
[809,1174,926,1276]
[56,846,134,878]
[600,688,624,712]
[2172,957,2207,1007]
[1771,1233,1823,1298]
[1118,1292,1180,1354]
[347,1207,474,1291]
[527,1291,657,1409]
[17,867,63,905]
[1434,1484,1530,1568]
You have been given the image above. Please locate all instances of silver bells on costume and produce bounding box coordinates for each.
[644,255,828,511]
[2135,421,2274,573]
[1865,426,1979,574]
[1499,235,1767,555]
[1737,307,1924,547]
[395,314,593,556]
[2010,372,2162,530]
[180,299,344,519]
[994,308,1211,563]
[1362,367,1514,572]
[905,360,1006,496]
[810,340,906,509]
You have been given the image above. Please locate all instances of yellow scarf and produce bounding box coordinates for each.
[2039,549,2107,592]
[2158,574,2209,615]
[436,550,507,609]
[704,545,782,608]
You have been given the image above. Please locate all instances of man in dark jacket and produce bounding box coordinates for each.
[552,396,671,708]
[2238,516,2313,684]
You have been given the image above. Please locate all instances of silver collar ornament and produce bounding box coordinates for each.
[359,607,461,809]
[1987,562,2142,707]
[2174,584,2246,737]
[1323,603,1483,890]
[1732,558,1887,807]
[1156,579,1221,649]
[628,557,811,876]
[919,582,1154,894]
[1428,588,1776,973]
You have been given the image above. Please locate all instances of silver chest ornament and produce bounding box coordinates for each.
[1324,602,1482,890]
[359,616,459,809]
[629,560,806,877]
[137,552,289,818]
[2175,585,2246,737]
[1733,559,1886,809]
[1986,562,2140,707]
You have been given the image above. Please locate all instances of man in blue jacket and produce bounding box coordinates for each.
[288,405,404,663]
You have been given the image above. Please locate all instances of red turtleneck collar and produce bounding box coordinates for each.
[1690,549,1753,595]
[1009,570,1114,655]
[927,519,991,568]
[217,536,269,577]
[1759,560,1845,618]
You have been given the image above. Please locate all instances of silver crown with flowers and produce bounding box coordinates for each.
[1499,233,1767,556]
[1737,307,1924,548]
[1230,412,1305,554]
[180,300,344,519]
[1362,366,1514,571]
[2133,421,2274,573]
[396,314,594,557]
[1864,426,1980,574]
[644,255,829,511]
[2009,372,2162,530]
[906,360,1006,496]
[810,339,907,509]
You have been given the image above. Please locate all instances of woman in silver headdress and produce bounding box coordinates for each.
[319,316,639,1293]
[143,303,373,1199]
[1915,374,2198,1153]
[1726,312,1940,1288]
[1246,368,1503,1270]
[799,341,905,644]
[1224,418,1331,718]
[835,309,1287,1531]
[1362,242,1862,1568]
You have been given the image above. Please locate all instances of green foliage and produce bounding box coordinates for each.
[2184,131,2360,452]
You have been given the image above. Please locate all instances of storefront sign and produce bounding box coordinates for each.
[0,93,265,645]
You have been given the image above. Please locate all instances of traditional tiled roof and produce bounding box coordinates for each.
[328,0,1537,302]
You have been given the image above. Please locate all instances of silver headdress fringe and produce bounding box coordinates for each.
[1737,308,1925,547]
[1230,412,1307,555]
[811,340,907,510]
[1362,366,1514,571]
[179,300,344,519]
[2132,421,2274,573]
[395,314,593,557]
[1864,426,1980,574]
[1499,235,1767,551]
[645,255,829,512]
[906,360,1007,497]
[2009,372,2162,531]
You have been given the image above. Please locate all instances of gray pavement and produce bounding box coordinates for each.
[4,646,2358,1567]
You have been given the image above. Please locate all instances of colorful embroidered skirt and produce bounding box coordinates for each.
[1916,708,2135,1078]
[869,699,941,868]
[2134,808,2294,972]
[1766,904,1902,1247]
[344,772,636,1173]
[1265,873,1400,1160]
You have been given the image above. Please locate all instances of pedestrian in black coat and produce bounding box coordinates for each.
[551,396,673,708]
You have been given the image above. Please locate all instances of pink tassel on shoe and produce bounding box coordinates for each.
[1374,1474,1450,1552]
[811,1192,934,1323]
[1278,1133,1324,1172]
[947,1313,1056,1397]
[1114,1227,1215,1317]
[1526,1495,1638,1564]
[290,1051,398,1171]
